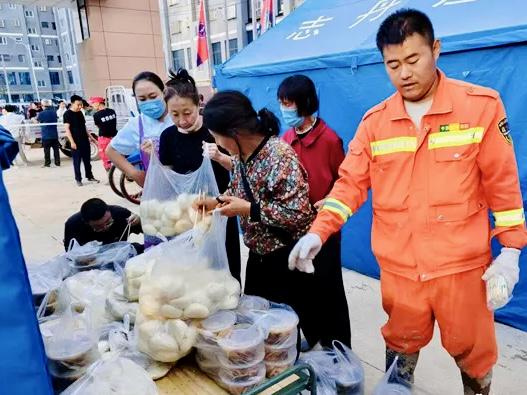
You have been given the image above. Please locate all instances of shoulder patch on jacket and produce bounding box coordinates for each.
[498,118,513,144]
[362,101,387,121]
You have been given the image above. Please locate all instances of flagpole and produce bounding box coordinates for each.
[251,0,258,41]
[205,0,214,84]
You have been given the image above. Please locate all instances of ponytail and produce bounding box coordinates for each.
[164,68,200,105]
[257,108,280,136]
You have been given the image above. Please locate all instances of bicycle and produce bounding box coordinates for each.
[108,151,143,205]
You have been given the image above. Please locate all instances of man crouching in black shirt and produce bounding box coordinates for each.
[64,198,144,254]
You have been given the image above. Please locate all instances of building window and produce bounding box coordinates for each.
[172,49,185,70]
[9,4,17,10]
[11,94,20,102]
[14,19,21,27]
[57,55,61,63]
[31,44,39,51]
[0,37,7,45]
[25,10,34,18]
[23,94,34,102]
[18,54,25,62]
[28,27,37,34]
[47,55,54,62]
[172,21,181,34]
[44,38,52,45]
[15,37,22,42]
[228,39,238,57]
[51,22,56,30]
[0,20,5,28]
[186,48,192,70]
[212,42,222,65]
[49,71,60,85]
[67,70,74,84]
[18,72,31,85]
[247,30,253,44]
[38,80,46,87]
[0,74,4,85]
[41,21,49,29]
[34,60,43,67]
[1,54,11,62]
[227,5,236,20]
[8,72,17,85]
[277,0,283,15]
[40,6,47,12]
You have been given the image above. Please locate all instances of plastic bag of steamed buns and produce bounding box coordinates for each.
[140,193,212,237]
[194,296,300,395]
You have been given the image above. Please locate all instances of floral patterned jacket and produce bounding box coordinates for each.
[226,136,314,255]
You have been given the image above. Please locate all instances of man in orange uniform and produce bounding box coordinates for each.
[289,9,527,395]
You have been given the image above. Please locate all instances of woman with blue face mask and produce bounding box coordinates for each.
[106,71,174,187]
[278,74,351,351]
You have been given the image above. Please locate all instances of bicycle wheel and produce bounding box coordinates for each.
[119,173,142,205]
[108,165,124,198]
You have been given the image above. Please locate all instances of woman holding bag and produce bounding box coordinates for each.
[196,90,319,344]
[157,69,241,282]
[106,71,173,186]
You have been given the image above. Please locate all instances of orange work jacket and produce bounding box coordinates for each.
[311,70,527,281]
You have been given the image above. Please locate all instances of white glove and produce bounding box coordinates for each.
[288,233,322,274]
[482,247,521,310]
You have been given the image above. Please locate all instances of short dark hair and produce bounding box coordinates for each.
[164,68,200,106]
[376,9,435,53]
[80,198,108,222]
[132,71,165,95]
[277,75,319,116]
[70,94,83,103]
[203,91,280,138]
[4,104,17,113]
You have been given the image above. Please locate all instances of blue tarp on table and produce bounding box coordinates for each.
[214,0,527,331]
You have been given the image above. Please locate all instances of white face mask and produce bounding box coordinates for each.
[177,112,203,134]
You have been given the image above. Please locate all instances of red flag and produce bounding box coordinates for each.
[196,0,209,66]
[260,0,273,34]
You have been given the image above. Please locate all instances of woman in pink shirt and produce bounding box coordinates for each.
[279,75,351,349]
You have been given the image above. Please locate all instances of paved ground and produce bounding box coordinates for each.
[4,148,526,394]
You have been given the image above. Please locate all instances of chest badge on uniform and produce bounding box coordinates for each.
[439,123,470,132]
[498,118,513,144]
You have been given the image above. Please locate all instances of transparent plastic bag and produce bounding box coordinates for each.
[57,270,122,332]
[138,212,240,322]
[123,254,155,302]
[486,274,511,310]
[67,240,136,273]
[61,322,159,395]
[140,148,219,243]
[372,356,412,395]
[66,239,102,270]
[299,340,364,395]
[105,284,139,323]
[28,255,70,310]
[134,310,197,363]
[40,303,100,380]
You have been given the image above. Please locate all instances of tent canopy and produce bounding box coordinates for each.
[214,0,527,332]
[219,0,527,77]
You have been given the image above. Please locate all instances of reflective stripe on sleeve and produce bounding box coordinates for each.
[494,208,525,227]
[322,198,353,221]
[370,136,417,157]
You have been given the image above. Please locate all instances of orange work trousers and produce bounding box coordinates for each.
[380,266,497,379]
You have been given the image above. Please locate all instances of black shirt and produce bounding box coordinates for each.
[159,125,230,192]
[93,108,118,138]
[63,109,89,145]
[64,205,142,250]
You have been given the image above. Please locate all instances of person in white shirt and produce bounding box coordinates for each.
[106,71,173,187]
[56,101,67,120]
[0,105,28,165]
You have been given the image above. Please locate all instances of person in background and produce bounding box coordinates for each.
[0,104,27,165]
[198,93,205,115]
[56,100,67,120]
[64,198,143,253]
[196,90,318,347]
[36,99,60,167]
[106,71,173,187]
[278,74,350,349]
[63,94,99,186]
[289,9,527,394]
[158,68,241,282]
[90,96,117,173]
[27,102,40,120]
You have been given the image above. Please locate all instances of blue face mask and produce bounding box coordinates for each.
[280,106,304,128]
[138,98,166,120]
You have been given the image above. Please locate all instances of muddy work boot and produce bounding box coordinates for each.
[461,370,492,395]
[386,347,420,386]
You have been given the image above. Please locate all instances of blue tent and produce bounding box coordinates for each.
[215,0,527,331]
